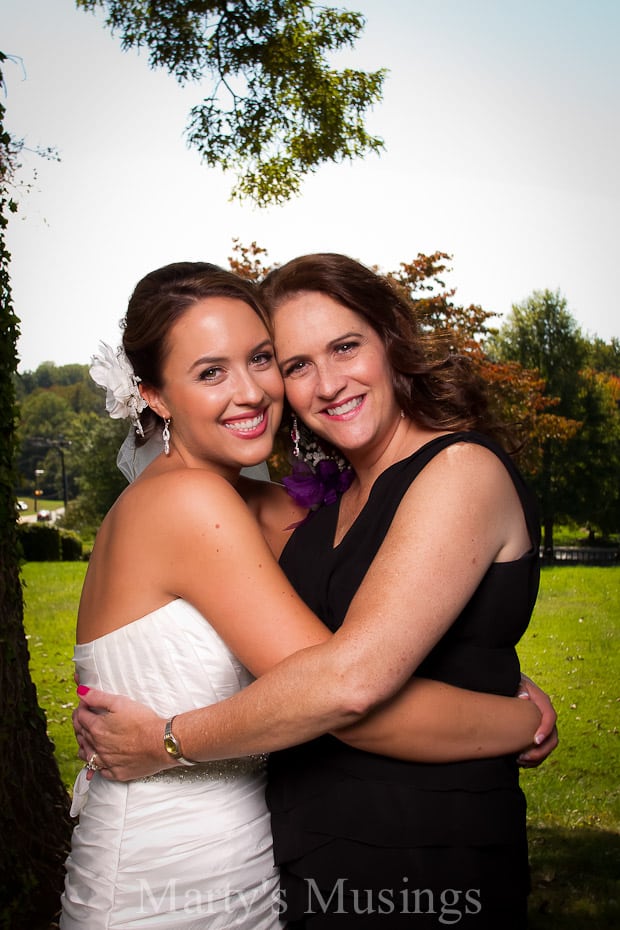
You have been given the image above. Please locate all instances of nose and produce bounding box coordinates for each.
[233,369,265,406]
[315,360,346,400]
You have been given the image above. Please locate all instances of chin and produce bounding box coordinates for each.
[241,438,275,465]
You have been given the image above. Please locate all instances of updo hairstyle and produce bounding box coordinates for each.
[122,262,269,441]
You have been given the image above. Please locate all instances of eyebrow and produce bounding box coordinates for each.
[188,354,226,372]
[277,330,363,368]
[188,338,273,372]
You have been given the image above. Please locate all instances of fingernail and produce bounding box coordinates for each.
[77,685,90,696]
[534,732,544,745]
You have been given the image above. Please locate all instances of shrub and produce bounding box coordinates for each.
[18,523,61,561]
[59,529,83,562]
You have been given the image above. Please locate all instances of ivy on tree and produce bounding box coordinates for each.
[76,0,386,205]
[0,53,73,928]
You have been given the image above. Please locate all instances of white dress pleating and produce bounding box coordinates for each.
[60,599,282,929]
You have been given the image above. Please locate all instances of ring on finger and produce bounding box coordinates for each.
[86,752,102,772]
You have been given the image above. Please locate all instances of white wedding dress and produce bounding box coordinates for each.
[60,599,283,929]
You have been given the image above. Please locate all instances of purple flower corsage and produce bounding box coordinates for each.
[283,458,354,511]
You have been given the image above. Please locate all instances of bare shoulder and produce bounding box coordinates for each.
[110,469,255,542]
[391,438,529,559]
[138,467,241,507]
[415,439,515,496]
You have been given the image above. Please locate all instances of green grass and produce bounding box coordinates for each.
[22,561,87,787]
[517,566,620,928]
[21,562,620,928]
[520,567,620,831]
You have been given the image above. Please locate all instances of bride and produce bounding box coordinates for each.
[62,262,552,928]
[60,263,303,929]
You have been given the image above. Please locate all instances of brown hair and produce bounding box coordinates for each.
[261,253,503,440]
[122,262,269,440]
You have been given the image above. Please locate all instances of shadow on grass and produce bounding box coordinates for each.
[528,825,620,928]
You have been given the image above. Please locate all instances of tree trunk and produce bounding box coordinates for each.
[0,535,73,929]
[540,444,554,563]
[1,87,73,927]
[542,514,555,563]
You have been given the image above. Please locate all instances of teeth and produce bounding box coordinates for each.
[224,412,264,431]
[326,397,362,416]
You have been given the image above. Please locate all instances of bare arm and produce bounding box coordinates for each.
[239,477,553,762]
[166,443,539,758]
[333,677,546,762]
[76,445,556,778]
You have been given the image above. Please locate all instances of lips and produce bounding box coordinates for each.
[324,396,363,417]
[222,408,269,438]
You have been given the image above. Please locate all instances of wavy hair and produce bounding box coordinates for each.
[261,252,505,441]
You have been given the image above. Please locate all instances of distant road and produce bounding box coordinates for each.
[18,507,65,524]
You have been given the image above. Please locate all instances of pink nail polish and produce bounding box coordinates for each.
[77,685,90,696]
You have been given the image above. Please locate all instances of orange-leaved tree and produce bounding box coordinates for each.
[388,253,579,486]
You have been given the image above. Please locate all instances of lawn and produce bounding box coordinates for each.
[517,567,620,928]
[21,562,86,787]
[21,561,620,928]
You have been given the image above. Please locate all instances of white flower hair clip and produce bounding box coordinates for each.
[89,342,148,436]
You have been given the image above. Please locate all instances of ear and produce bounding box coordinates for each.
[139,384,171,421]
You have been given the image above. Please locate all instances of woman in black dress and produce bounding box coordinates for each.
[77,254,555,928]
[258,255,542,928]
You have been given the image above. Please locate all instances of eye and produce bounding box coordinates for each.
[198,367,224,382]
[251,350,274,367]
[335,341,358,355]
[282,359,308,378]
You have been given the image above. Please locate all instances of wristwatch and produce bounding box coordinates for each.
[163,717,197,766]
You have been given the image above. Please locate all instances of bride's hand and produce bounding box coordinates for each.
[73,686,174,781]
[515,674,559,767]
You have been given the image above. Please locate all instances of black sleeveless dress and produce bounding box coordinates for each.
[269,432,540,929]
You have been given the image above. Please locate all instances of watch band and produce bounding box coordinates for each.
[163,717,197,766]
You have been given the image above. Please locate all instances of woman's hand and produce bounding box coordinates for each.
[73,686,173,781]
[516,674,559,767]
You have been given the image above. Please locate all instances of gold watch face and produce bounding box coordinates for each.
[164,734,178,756]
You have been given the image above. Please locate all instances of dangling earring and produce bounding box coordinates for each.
[291,415,301,458]
[162,418,171,456]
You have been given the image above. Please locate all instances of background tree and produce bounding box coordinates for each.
[567,369,620,539]
[488,289,617,552]
[227,237,275,281]
[489,288,588,389]
[389,256,579,476]
[389,251,499,354]
[584,335,620,377]
[15,364,109,501]
[0,55,72,930]
[77,0,386,205]
[15,360,103,411]
[16,391,73,495]
[62,415,130,533]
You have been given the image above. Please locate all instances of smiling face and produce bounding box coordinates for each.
[273,291,402,464]
[144,296,284,478]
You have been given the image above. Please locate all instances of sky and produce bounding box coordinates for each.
[4,0,619,372]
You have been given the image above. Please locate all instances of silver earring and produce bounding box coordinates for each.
[291,415,301,458]
[162,418,171,456]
